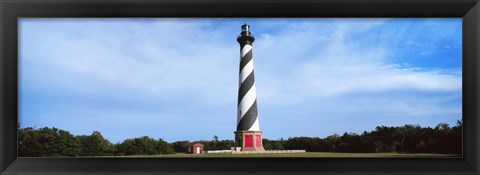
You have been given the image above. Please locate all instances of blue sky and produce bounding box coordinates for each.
[19,18,462,143]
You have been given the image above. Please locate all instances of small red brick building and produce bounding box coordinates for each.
[186,142,204,154]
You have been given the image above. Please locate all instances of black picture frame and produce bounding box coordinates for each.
[1,0,479,174]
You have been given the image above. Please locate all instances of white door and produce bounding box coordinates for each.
[196,147,200,154]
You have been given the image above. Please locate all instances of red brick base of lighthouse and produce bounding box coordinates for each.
[234,130,265,151]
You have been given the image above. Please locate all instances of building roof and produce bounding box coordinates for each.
[188,141,204,146]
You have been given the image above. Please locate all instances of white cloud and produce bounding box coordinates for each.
[21,19,239,105]
[254,19,461,104]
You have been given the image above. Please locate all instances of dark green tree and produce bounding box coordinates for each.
[115,136,175,155]
[172,140,190,153]
[77,131,114,156]
[18,127,80,157]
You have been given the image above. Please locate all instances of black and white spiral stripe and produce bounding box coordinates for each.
[237,44,260,131]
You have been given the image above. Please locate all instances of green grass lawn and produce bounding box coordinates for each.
[107,152,460,158]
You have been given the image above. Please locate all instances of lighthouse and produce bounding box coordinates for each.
[234,23,265,152]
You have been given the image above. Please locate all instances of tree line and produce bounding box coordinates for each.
[18,127,175,157]
[262,121,462,154]
[18,120,461,157]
